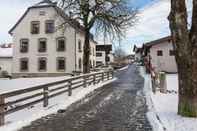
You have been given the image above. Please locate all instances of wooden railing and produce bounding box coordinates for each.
[0,70,114,125]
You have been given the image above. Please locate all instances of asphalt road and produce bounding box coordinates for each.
[19,65,152,131]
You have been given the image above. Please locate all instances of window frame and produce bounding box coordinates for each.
[20,39,29,53]
[45,20,55,34]
[78,40,82,52]
[20,58,29,72]
[169,50,175,56]
[157,50,163,56]
[38,57,47,72]
[31,21,40,34]
[56,37,66,52]
[57,57,66,71]
[38,38,47,53]
[96,52,102,57]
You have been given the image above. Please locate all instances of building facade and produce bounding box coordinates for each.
[144,36,177,73]
[9,0,96,77]
[0,45,13,75]
[96,45,113,66]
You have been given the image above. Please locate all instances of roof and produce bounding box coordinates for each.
[96,45,112,52]
[0,47,13,58]
[144,36,172,47]
[8,0,96,42]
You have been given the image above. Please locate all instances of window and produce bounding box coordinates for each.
[38,38,47,52]
[57,57,66,71]
[31,21,40,34]
[78,58,82,69]
[57,37,66,51]
[39,11,45,16]
[45,20,54,33]
[157,50,163,56]
[96,53,102,57]
[20,58,28,71]
[78,40,82,52]
[20,39,29,53]
[38,57,47,71]
[169,50,175,56]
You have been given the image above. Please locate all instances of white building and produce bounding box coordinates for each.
[96,45,113,66]
[144,36,177,73]
[9,0,96,77]
[0,46,13,75]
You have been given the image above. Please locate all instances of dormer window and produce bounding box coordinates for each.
[31,21,40,34]
[45,20,54,33]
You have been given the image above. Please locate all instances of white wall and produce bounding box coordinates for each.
[150,41,177,73]
[96,51,106,65]
[0,58,12,75]
[11,7,77,76]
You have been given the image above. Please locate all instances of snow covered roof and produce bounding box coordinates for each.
[0,47,13,58]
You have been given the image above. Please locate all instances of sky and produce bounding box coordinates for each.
[0,0,188,54]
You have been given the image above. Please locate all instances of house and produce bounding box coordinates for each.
[0,44,13,75]
[143,36,177,73]
[133,45,142,61]
[96,44,113,66]
[9,0,96,77]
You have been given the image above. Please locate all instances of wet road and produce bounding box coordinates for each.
[19,65,152,131]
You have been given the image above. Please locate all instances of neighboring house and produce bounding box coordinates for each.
[133,45,142,61]
[144,36,177,73]
[96,44,113,66]
[9,0,96,77]
[0,45,13,75]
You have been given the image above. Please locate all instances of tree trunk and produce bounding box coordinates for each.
[83,30,90,73]
[169,0,197,117]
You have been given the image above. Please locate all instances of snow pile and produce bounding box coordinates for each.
[0,77,117,131]
[141,68,197,131]
[0,47,13,57]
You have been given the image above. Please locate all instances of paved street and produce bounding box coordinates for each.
[19,65,152,131]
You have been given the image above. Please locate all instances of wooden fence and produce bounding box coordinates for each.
[0,70,114,125]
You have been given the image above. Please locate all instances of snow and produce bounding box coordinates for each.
[140,67,197,131]
[118,65,129,71]
[0,47,13,57]
[0,77,117,131]
[0,76,71,94]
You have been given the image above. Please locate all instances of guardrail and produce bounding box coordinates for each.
[0,70,114,125]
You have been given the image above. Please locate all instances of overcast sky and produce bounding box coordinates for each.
[0,0,190,54]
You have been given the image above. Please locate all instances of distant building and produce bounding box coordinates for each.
[133,45,142,61]
[9,0,96,77]
[143,36,177,73]
[0,45,13,75]
[96,45,114,66]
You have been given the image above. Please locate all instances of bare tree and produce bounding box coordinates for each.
[57,0,137,73]
[168,0,197,117]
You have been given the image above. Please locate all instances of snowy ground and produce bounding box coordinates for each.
[0,76,117,131]
[140,67,197,131]
[0,76,71,94]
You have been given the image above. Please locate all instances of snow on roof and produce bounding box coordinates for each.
[0,47,13,58]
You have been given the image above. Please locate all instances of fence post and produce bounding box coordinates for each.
[111,71,114,79]
[159,72,167,94]
[43,87,49,107]
[93,74,96,85]
[107,72,110,80]
[102,72,104,81]
[83,76,87,88]
[0,96,5,126]
[68,80,72,96]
